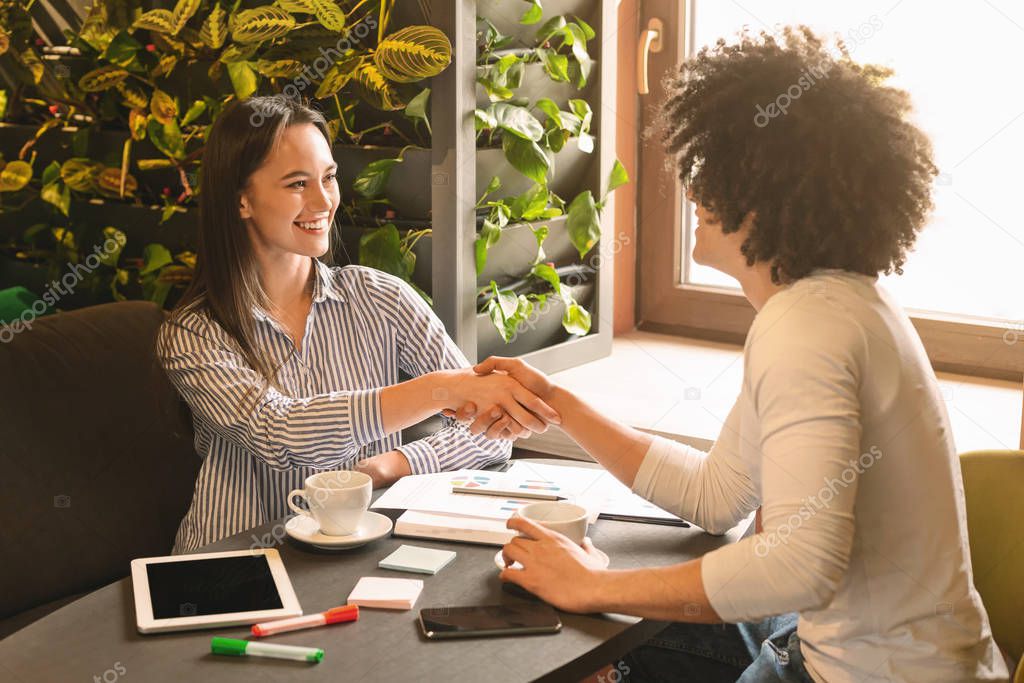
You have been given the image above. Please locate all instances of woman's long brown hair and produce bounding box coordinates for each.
[165,95,337,395]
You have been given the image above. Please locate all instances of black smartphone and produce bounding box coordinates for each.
[419,604,562,639]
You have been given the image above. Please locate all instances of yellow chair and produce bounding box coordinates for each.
[960,450,1024,681]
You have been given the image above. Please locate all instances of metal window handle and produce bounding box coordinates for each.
[638,18,664,95]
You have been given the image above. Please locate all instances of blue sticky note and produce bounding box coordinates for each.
[378,545,457,575]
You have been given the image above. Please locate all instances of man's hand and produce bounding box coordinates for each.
[452,357,558,437]
[439,367,560,438]
[475,356,556,401]
[498,515,608,614]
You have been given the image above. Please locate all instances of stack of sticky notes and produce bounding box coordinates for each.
[347,577,424,610]
[378,545,457,575]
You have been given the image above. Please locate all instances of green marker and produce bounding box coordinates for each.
[211,637,324,663]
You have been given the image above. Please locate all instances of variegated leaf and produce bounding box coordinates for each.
[199,4,227,49]
[254,59,305,78]
[0,160,32,192]
[276,0,318,13]
[314,53,361,98]
[132,8,177,34]
[231,6,296,44]
[116,81,149,109]
[78,65,130,92]
[150,89,179,125]
[172,0,202,34]
[151,54,178,78]
[129,108,148,141]
[18,48,44,84]
[311,0,345,32]
[354,61,403,110]
[374,25,451,83]
[61,158,103,191]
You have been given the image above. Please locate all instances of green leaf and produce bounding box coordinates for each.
[41,160,62,187]
[353,157,402,199]
[482,175,501,197]
[566,189,600,257]
[98,227,126,266]
[565,23,593,87]
[535,97,562,127]
[562,300,591,335]
[225,61,258,99]
[492,103,544,141]
[474,107,497,131]
[359,224,409,279]
[0,90,7,120]
[181,100,207,126]
[404,88,430,127]
[607,159,629,195]
[574,15,596,40]
[535,16,567,44]
[140,243,173,275]
[520,0,543,24]
[509,183,549,221]
[102,31,141,67]
[531,262,560,292]
[569,98,593,153]
[502,135,550,185]
[0,160,33,192]
[475,218,502,273]
[539,48,568,83]
[531,224,548,263]
[147,118,185,160]
[41,181,70,215]
[486,281,520,342]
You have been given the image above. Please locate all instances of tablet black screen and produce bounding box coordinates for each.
[146,555,283,619]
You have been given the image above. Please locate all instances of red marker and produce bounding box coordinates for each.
[251,604,359,637]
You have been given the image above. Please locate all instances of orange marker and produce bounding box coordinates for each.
[252,604,359,637]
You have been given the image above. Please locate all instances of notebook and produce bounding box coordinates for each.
[378,545,457,575]
[347,577,423,610]
[393,510,517,546]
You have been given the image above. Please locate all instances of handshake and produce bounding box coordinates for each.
[436,357,562,441]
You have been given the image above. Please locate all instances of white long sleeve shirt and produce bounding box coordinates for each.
[632,270,1008,683]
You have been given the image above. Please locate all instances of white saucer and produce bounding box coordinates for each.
[285,512,393,550]
[494,541,610,570]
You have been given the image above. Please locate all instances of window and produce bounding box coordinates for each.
[638,0,1023,379]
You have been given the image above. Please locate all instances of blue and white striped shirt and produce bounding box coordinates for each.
[158,259,511,553]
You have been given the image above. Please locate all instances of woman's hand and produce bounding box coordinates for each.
[439,368,560,438]
[453,357,557,436]
[499,515,608,614]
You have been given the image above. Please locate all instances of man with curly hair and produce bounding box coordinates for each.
[467,26,1010,683]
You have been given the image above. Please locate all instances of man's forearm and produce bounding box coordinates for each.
[548,386,655,488]
[591,558,722,623]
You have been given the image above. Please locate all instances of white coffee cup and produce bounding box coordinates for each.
[287,470,371,536]
[517,501,589,545]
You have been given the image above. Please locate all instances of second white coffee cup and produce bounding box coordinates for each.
[516,501,589,545]
[287,470,371,536]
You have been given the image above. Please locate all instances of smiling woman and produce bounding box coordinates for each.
[155,96,561,553]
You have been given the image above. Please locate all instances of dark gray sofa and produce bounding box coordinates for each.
[0,301,198,638]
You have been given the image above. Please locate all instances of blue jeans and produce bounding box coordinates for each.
[622,613,814,682]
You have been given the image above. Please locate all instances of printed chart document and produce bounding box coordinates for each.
[374,462,688,528]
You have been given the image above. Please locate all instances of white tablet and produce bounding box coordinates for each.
[131,548,303,634]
